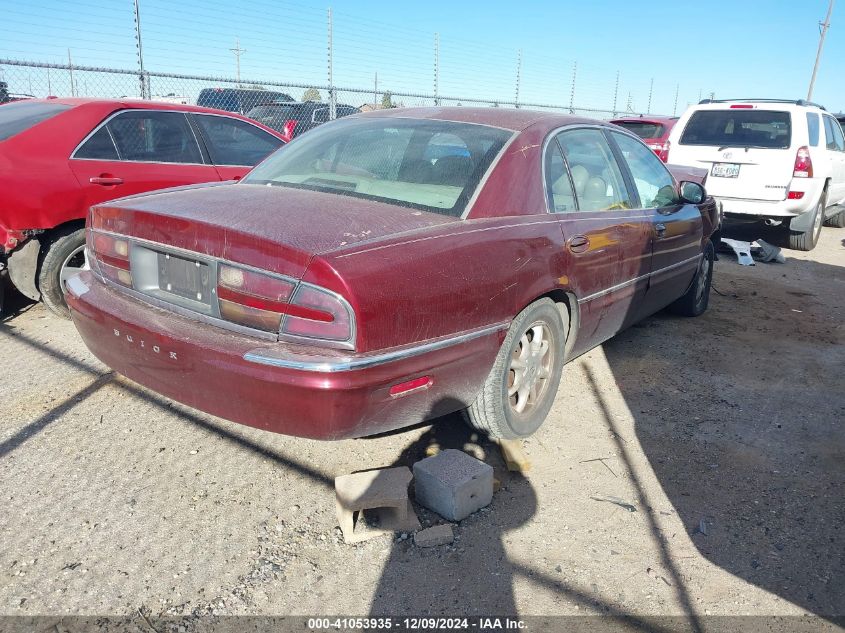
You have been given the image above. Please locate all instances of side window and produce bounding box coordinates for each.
[824,116,845,151]
[75,126,119,160]
[807,113,820,147]
[544,140,576,213]
[556,128,632,212]
[312,107,330,124]
[107,111,203,164]
[194,115,284,166]
[611,132,678,208]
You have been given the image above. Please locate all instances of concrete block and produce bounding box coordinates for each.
[413,449,493,521]
[335,467,420,543]
[414,524,454,548]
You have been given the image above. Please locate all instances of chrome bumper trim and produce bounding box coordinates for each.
[243,322,508,373]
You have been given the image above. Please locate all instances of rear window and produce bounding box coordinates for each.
[613,121,664,140]
[679,109,791,149]
[0,101,71,141]
[244,117,512,217]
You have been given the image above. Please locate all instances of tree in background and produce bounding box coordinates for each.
[381,91,393,109]
[302,88,321,102]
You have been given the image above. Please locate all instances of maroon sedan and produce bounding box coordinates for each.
[66,108,718,440]
[610,115,678,162]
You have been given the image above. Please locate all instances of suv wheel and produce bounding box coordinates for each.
[824,206,845,228]
[788,190,825,251]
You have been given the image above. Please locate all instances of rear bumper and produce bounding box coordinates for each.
[716,179,824,219]
[66,272,504,440]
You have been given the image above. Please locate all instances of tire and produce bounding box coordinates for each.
[788,191,825,251]
[824,207,845,228]
[38,227,87,318]
[464,298,566,440]
[668,240,714,317]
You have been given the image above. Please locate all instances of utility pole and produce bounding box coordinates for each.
[67,48,75,97]
[808,0,834,100]
[612,71,619,117]
[514,49,522,108]
[133,0,147,98]
[327,8,336,120]
[434,33,440,106]
[230,37,246,86]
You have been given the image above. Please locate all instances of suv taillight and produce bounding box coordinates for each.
[90,231,132,286]
[793,146,813,178]
[216,263,354,344]
[647,140,670,163]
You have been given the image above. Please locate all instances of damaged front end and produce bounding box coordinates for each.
[1,227,43,301]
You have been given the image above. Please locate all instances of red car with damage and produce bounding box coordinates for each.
[66,108,718,440]
[610,115,678,162]
[0,98,285,316]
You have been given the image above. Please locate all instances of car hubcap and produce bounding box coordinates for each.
[695,254,711,305]
[59,245,89,295]
[508,322,554,416]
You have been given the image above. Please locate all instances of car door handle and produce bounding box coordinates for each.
[655,223,667,238]
[89,176,124,186]
[567,235,590,253]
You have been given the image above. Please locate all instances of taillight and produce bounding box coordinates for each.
[281,119,298,142]
[659,140,670,163]
[216,263,354,344]
[793,146,813,178]
[90,231,132,286]
[217,264,295,332]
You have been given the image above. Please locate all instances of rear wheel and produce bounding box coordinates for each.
[38,227,88,318]
[464,298,566,440]
[668,241,714,317]
[788,191,825,251]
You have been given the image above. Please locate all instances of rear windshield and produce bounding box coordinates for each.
[0,101,71,141]
[613,121,665,139]
[679,109,791,149]
[243,117,512,217]
[247,104,308,122]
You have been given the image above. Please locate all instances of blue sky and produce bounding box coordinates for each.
[1,0,842,115]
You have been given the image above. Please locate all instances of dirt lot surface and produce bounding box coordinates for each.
[1,228,843,629]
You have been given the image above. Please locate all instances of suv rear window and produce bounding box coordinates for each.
[679,109,791,149]
[0,101,71,141]
[613,121,664,139]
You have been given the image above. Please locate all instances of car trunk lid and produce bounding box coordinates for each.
[90,182,458,279]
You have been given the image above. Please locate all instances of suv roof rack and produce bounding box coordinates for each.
[698,98,826,110]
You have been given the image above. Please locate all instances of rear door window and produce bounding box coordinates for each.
[193,114,283,166]
[74,126,119,160]
[107,111,203,163]
[556,128,633,212]
[0,101,71,141]
[679,109,791,149]
[544,140,576,213]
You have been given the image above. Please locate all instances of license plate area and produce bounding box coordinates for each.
[130,244,216,315]
[711,162,740,178]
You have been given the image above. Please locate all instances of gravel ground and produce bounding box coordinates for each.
[0,228,843,629]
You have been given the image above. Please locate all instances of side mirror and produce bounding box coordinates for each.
[679,180,706,204]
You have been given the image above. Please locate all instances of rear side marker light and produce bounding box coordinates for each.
[793,146,813,178]
[787,191,805,199]
[389,376,432,397]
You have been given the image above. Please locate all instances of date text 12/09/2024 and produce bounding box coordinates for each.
[307,618,527,630]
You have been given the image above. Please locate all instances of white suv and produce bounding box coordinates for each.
[666,99,845,250]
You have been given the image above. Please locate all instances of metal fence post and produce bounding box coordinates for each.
[434,33,440,106]
[673,84,679,116]
[514,49,522,109]
[327,8,336,120]
[133,0,148,99]
[612,71,619,117]
[647,77,653,114]
[67,49,75,97]
[569,61,577,114]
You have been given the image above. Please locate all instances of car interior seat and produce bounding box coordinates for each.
[432,155,474,187]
